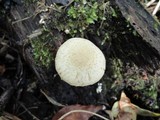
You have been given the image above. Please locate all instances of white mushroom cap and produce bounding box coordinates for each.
[55,38,106,86]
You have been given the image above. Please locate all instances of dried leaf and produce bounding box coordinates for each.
[106,93,137,120]
[52,104,104,120]
[106,91,160,120]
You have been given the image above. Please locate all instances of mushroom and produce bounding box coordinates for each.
[55,38,106,86]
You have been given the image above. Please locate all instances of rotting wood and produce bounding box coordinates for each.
[10,4,39,41]
[7,1,64,108]
[9,2,48,86]
[115,0,160,55]
[8,0,65,91]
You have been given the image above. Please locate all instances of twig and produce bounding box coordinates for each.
[18,102,40,120]
[40,89,64,107]
[146,0,156,7]
[17,106,38,116]
[12,15,34,25]
[12,1,61,25]
[152,0,160,15]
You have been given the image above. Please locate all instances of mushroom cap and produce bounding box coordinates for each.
[55,38,106,86]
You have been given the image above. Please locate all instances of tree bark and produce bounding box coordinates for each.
[115,0,160,55]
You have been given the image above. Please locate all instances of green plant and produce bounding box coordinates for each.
[49,0,110,37]
[31,32,54,68]
[65,0,106,36]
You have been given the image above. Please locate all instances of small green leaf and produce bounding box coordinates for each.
[86,18,94,24]
[110,7,117,17]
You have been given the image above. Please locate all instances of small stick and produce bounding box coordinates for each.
[146,0,156,7]
[19,102,40,120]
[152,0,160,15]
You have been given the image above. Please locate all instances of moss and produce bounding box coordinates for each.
[49,0,117,37]
[30,31,54,68]
[118,63,158,109]
[127,76,158,109]
[107,58,159,109]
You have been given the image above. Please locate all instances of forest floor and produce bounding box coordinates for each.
[0,0,160,120]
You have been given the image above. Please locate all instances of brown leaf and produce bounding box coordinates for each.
[118,92,137,120]
[108,92,160,120]
[107,92,137,120]
[119,92,133,110]
[52,104,103,120]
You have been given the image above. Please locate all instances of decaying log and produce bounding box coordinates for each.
[10,4,40,41]
[9,2,47,85]
[7,1,66,107]
[115,0,160,55]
